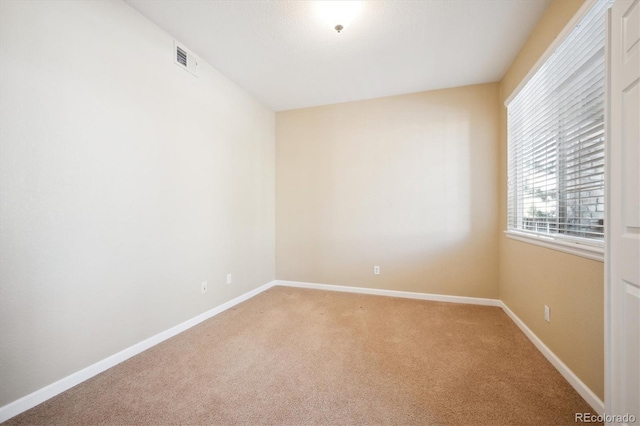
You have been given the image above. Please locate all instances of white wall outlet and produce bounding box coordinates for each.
[226,274,232,285]
[201,281,208,294]
[374,266,380,275]
[544,305,550,322]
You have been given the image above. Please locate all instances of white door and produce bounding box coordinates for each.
[606,0,640,424]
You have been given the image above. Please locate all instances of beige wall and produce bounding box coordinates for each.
[0,0,604,412]
[0,0,275,406]
[276,84,500,298]
[498,0,604,400]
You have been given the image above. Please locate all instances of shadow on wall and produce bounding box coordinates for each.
[276,84,499,298]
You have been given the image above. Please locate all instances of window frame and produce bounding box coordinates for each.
[504,0,606,262]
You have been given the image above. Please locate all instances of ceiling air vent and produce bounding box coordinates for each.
[173,41,198,77]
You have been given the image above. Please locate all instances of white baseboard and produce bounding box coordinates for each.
[1,279,603,422]
[0,280,277,423]
[500,302,605,415]
[274,280,501,306]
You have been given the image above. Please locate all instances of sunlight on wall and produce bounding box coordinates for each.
[319,114,471,246]
[276,84,499,298]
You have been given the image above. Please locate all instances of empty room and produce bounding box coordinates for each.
[0,0,638,424]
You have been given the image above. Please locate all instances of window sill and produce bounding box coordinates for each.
[504,230,604,262]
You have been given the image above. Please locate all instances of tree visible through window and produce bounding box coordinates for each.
[507,0,609,243]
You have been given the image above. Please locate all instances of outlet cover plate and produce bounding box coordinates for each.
[544,305,550,322]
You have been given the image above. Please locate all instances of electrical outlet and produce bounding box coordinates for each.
[374,266,380,275]
[201,281,208,294]
[226,274,232,285]
[544,305,550,322]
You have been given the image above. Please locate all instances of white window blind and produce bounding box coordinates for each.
[507,0,609,245]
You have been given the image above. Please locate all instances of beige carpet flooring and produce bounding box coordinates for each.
[6,286,599,425]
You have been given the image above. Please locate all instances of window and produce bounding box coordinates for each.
[506,1,610,261]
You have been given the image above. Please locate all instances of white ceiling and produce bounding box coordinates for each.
[124,0,550,111]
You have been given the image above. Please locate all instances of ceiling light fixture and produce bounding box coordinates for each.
[315,1,362,34]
